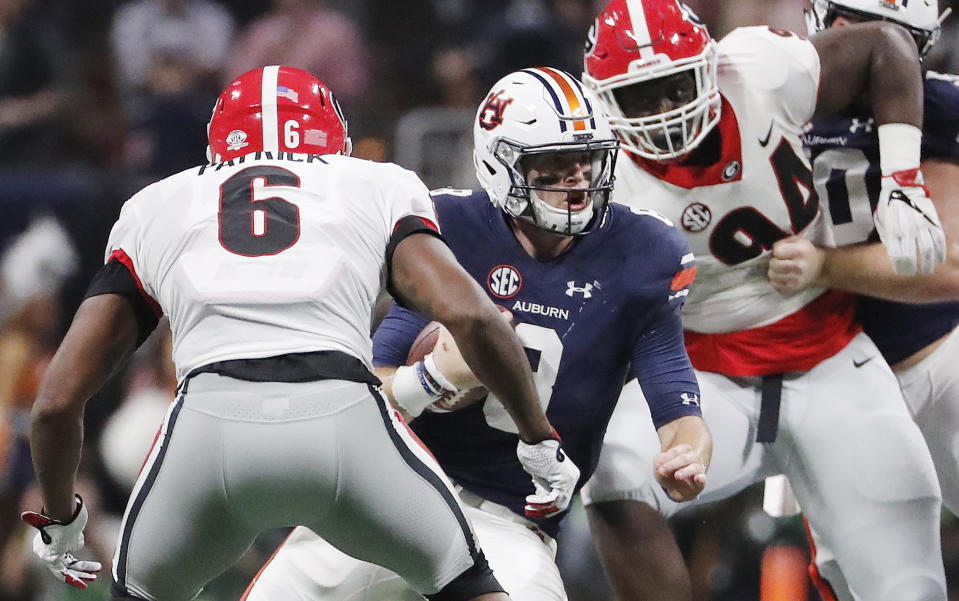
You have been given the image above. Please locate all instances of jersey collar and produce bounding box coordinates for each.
[626,95,743,189]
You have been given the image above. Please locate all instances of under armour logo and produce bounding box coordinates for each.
[566,281,593,298]
[849,118,874,134]
[681,392,700,406]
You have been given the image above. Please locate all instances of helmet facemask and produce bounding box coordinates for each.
[492,139,619,236]
[596,44,720,160]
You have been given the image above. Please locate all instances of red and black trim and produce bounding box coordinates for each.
[368,384,482,562]
[113,393,185,593]
[386,215,444,308]
[84,250,161,344]
[803,517,840,601]
[369,383,503,598]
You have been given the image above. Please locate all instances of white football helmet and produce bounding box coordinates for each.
[473,68,619,235]
[583,0,720,160]
[806,0,951,59]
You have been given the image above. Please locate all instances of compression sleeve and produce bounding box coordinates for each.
[372,302,431,367]
[632,303,702,430]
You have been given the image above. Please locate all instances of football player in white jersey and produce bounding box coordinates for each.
[18,65,580,601]
[580,1,947,600]
[238,67,710,601]
[765,1,959,598]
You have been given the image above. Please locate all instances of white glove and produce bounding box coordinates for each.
[21,495,102,589]
[875,168,947,276]
[516,436,580,518]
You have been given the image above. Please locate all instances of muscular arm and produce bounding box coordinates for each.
[31,294,139,520]
[771,159,959,301]
[390,233,553,443]
[812,21,922,124]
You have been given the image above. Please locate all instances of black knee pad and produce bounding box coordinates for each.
[425,551,505,601]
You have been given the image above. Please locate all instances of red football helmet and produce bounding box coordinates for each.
[583,0,720,160]
[207,65,352,162]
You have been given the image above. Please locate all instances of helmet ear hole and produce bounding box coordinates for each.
[482,161,497,176]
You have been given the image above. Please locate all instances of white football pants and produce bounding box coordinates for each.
[241,487,565,601]
[583,332,945,601]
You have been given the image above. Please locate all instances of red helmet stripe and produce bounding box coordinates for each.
[540,67,588,131]
[260,65,280,153]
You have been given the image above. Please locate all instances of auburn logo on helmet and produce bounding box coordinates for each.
[478,90,513,131]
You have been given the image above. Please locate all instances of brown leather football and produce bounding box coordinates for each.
[405,307,514,412]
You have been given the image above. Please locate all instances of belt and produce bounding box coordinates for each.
[454,484,552,540]
[757,374,783,443]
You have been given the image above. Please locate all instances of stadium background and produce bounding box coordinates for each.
[0,0,956,599]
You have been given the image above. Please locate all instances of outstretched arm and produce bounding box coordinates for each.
[391,232,580,517]
[30,294,139,519]
[390,233,553,443]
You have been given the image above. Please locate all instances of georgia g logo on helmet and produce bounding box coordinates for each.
[478,90,514,131]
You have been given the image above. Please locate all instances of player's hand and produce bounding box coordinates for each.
[517,435,580,518]
[21,495,102,589]
[430,308,513,391]
[768,236,825,294]
[875,168,946,276]
[429,324,482,390]
[654,444,707,502]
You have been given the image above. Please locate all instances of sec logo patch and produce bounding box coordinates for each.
[488,265,522,298]
[681,202,712,233]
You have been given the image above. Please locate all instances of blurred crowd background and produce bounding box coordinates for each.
[1,0,957,599]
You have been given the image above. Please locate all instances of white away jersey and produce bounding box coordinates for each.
[104,153,437,381]
[613,26,825,333]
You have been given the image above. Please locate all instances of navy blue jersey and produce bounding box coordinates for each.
[804,72,959,364]
[372,189,700,537]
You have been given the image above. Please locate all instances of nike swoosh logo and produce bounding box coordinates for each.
[853,357,874,368]
[758,122,774,147]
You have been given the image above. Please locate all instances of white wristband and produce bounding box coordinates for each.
[423,353,458,393]
[391,363,443,418]
[878,123,921,175]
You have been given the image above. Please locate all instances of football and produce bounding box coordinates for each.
[405,306,513,412]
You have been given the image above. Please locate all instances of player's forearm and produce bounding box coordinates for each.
[30,295,140,518]
[656,415,712,472]
[30,399,84,520]
[821,242,959,303]
[447,313,553,443]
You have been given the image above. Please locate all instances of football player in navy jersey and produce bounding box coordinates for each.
[765,0,959,598]
[239,68,712,601]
